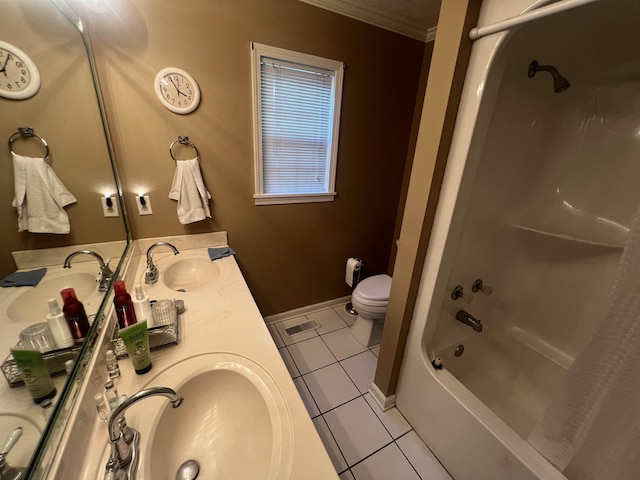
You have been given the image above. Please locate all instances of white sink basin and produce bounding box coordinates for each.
[143,353,293,480]
[6,272,99,324]
[161,258,220,292]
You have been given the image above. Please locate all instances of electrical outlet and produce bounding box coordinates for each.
[101,196,119,217]
[137,195,153,215]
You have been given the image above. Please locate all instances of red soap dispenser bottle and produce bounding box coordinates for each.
[113,280,137,329]
[60,288,91,344]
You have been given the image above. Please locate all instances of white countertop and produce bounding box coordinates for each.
[48,236,338,479]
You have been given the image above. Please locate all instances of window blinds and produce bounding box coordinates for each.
[260,57,335,194]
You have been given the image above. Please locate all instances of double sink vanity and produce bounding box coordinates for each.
[37,232,337,479]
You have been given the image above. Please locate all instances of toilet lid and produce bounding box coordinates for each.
[354,274,392,302]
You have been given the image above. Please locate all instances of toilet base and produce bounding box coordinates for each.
[351,314,383,347]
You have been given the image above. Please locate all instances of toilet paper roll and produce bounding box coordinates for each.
[345,257,362,287]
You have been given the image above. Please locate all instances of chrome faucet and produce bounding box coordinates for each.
[456,310,483,332]
[0,427,24,480]
[105,386,183,480]
[144,242,179,285]
[63,250,114,292]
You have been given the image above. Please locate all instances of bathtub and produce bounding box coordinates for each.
[394,0,640,478]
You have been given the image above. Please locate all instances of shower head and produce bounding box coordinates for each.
[528,60,571,93]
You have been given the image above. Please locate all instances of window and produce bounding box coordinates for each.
[251,43,344,205]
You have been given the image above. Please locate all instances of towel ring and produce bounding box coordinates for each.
[169,135,200,162]
[8,127,50,161]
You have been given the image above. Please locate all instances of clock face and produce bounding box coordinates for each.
[154,67,200,114]
[0,41,41,100]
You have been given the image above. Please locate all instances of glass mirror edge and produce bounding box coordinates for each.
[19,0,133,477]
[25,242,133,479]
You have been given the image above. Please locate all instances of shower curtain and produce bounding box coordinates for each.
[528,203,640,479]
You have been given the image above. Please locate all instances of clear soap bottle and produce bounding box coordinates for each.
[105,349,120,379]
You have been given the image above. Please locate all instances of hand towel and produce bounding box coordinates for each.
[0,267,47,287]
[12,153,77,234]
[208,246,236,261]
[168,158,212,224]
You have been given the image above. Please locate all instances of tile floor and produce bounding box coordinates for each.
[268,304,453,480]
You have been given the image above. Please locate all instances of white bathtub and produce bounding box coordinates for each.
[395,0,639,478]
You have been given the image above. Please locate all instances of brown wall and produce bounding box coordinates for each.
[84,0,427,316]
[375,0,482,396]
[0,1,127,277]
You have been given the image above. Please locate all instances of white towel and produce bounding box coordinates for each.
[12,153,77,234]
[168,157,212,224]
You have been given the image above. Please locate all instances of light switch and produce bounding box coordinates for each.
[101,195,119,217]
[137,195,153,215]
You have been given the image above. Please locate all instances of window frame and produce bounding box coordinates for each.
[251,42,344,205]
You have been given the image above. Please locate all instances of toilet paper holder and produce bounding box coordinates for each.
[345,257,363,315]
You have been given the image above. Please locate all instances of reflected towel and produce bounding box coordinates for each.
[208,246,236,261]
[12,153,77,234]
[0,267,47,287]
[168,157,212,224]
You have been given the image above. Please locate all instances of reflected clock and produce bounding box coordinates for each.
[154,67,201,114]
[0,40,41,100]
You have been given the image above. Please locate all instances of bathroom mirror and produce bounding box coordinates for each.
[0,0,129,476]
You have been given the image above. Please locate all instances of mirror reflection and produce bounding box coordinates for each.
[0,0,128,473]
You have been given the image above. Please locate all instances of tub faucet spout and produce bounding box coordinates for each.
[456,310,483,332]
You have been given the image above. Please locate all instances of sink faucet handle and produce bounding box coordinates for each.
[0,427,22,457]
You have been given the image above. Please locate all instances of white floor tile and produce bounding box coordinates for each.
[278,347,300,378]
[309,308,349,335]
[339,470,355,480]
[287,337,337,375]
[341,350,378,394]
[293,377,320,418]
[274,315,319,345]
[370,345,380,357]
[303,363,360,413]
[334,305,357,326]
[313,416,348,474]
[322,328,368,361]
[396,431,452,480]
[323,397,392,466]
[363,393,411,439]
[267,323,285,348]
[351,443,420,480]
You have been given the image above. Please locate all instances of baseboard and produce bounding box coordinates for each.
[369,382,396,411]
[264,296,351,324]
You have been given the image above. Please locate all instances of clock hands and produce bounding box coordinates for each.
[0,53,12,76]
[168,75,189,98]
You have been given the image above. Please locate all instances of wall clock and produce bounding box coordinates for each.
[0,40,41,100]
[154,67,201,114]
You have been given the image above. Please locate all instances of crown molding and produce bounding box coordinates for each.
[299,0,438,43]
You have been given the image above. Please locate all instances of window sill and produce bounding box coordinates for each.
[254,192,337,205]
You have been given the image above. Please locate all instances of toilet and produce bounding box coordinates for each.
[350,274,392,347]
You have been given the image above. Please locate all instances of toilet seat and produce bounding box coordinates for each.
[352,274,392,308]
[350,274,392,346]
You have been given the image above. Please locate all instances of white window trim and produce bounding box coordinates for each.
[251,42,344,206]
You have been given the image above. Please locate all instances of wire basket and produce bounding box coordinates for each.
[110,316,180,359]
[2,344,82,388]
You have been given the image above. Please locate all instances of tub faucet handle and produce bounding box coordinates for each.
[472,278,493,296]
[451,286,473,304]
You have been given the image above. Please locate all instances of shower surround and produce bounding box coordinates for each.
[394,0,640,479]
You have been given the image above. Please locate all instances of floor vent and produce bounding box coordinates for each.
[284,319,321,337]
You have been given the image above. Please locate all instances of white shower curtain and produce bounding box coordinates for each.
[528,203,640,479]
